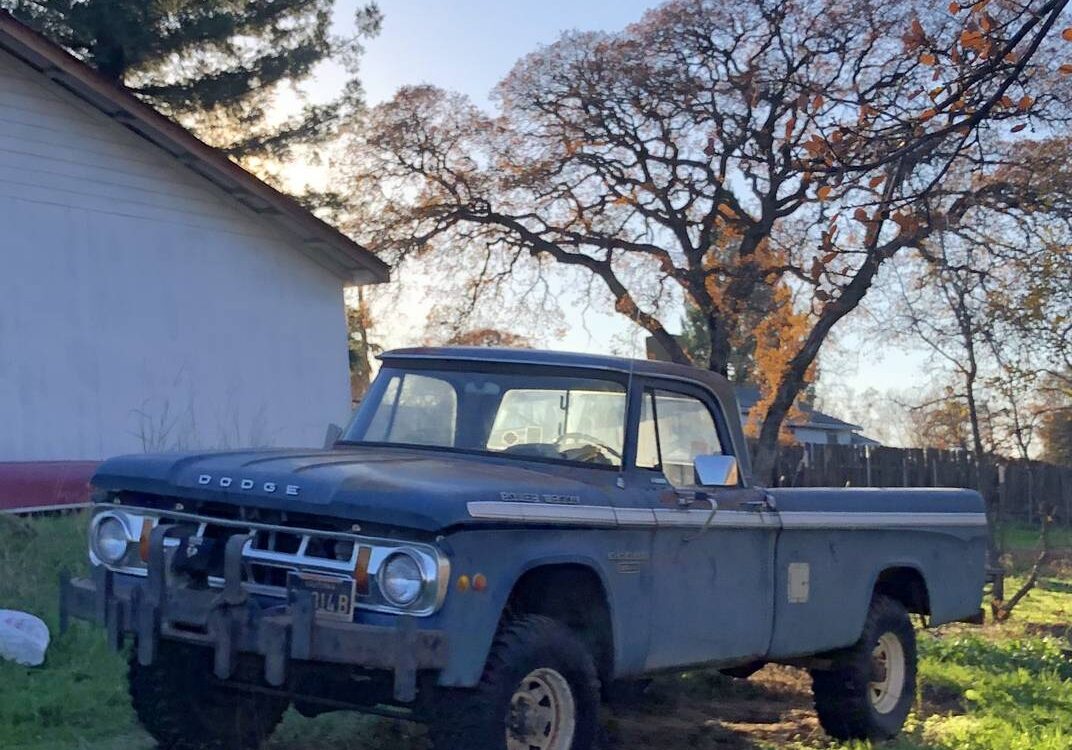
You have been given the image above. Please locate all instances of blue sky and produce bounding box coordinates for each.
[352,0,658,109]
[306,1,932,436]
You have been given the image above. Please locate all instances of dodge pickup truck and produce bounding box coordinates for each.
[60,347,988,750]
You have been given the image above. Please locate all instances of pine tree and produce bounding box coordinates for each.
[3,1,381,160]
[679,303,760,385]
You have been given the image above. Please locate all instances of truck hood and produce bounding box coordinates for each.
[92,446,610,532]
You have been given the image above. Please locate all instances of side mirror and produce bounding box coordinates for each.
[694,454,739,487]
[323,423,343,449]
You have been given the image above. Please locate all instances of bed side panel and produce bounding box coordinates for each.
[766,488,988,659]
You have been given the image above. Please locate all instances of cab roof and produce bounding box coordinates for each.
[382,346,727,385]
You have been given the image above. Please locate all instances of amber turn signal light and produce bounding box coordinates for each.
[138,518,153,562]
[354,545,372,596]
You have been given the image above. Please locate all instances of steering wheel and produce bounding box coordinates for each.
[554,432,623,460]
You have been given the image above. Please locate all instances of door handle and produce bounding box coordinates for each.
[742,499,773,513]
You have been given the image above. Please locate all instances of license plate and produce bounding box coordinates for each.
[286,572,356,621]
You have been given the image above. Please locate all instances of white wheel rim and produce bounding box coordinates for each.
[506,668,577,750]
[869,631,906,714]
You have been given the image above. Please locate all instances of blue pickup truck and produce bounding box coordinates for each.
[61,348,988,750]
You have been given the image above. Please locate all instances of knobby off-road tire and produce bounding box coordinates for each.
[128,641,288,750]
[429,614,601,750]
[811,595,917,741]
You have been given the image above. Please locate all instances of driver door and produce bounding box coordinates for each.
[636,382,780,670]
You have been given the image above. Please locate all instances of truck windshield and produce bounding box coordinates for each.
[344,367,627,467]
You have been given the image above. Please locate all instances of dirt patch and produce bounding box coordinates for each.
[601,656,986,749]
[601,666,820,750]
[920,679,967,715]
[1024,622,1072,640]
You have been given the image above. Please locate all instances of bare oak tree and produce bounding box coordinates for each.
[340,0,1072,481]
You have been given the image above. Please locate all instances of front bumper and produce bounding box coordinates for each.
[59,528,447,703]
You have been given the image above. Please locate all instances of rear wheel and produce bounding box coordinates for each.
[429,615,601,750]
[811,595,917,741]
[129,641,288,750]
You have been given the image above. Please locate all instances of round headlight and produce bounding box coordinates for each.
[379,552,424,607]
[93,516,132,565]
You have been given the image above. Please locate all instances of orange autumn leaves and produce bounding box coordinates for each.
[896,4,1072,137]
[746,281,813,445]
[700,240,812,445]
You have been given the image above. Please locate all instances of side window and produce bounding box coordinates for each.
[638,389,724,486]
[364,373,457,446]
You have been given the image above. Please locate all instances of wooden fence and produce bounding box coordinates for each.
[764,444,1072,526]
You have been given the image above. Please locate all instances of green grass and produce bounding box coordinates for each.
[3,514,1072,749]
[0,514,138,749]
[996,522,1072,554]
[913,634,1072,750]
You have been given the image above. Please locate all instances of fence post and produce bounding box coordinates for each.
[1064,468,1071,526]
[997,462,1006,530]
[1027,466,1035,526]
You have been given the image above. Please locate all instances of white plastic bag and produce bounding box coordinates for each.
[0,610,50,666]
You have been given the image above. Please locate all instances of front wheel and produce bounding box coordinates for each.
[429,614,601,750]
[811,595,917,741]
[129,641,288,750]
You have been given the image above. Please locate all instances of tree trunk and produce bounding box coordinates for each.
[748,191,907,485]
[752,383,797,486]
[959,301,1001,564]
[706,310,732,378]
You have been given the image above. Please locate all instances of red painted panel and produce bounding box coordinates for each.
[0,461,99,513]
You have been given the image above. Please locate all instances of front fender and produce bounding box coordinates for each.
[430,527,646,687]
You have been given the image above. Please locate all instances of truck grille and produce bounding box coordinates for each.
[242,527,358,592]
[158,515,360,597]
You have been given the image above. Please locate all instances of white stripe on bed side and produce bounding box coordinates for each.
[778,511,989,529]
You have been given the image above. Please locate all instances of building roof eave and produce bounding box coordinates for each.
[0,11,389,286]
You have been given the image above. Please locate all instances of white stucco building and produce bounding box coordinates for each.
[0,14,388,464]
